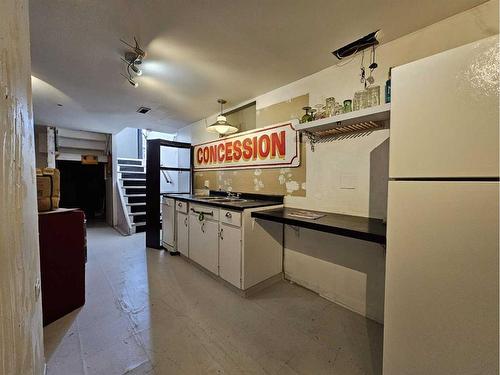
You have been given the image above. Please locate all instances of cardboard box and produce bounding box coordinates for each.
[37,168,60,211]
[37,197,60,212]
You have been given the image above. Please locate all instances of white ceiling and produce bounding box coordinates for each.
[30,0,485,134]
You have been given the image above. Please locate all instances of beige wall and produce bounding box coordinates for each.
[0,0,45,374]
[180,0,499,217]
[35,125,48,169]
[178,0,499,323]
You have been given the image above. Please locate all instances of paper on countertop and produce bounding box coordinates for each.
[288,210,326,220]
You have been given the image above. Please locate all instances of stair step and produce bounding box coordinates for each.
[119,166,145,172]
[124,188,146,195]
[121,173,146,179]
[132,221,146,227]
[120,178,146,181]
[135,225,146,233]
[125,194,146,197]
[118,159,143,166]
[128,211,146,216]
[123,186,145,189]
[127,203,146,206]
[118,170,145,174]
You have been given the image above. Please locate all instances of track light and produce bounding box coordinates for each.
[121,73,138,87]
[121,58,142,76]
[121,37,146,60]
[130,64,142,76]
[120,36,146,87]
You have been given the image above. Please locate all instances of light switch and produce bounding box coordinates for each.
[340,175,357,189]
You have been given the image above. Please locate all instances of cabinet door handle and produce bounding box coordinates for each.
[184,217,188,227]
[178,202,182,207]
[201,222,205,233]
[220,227,224,240]
[191,208,214,216]
[225,212,232,219]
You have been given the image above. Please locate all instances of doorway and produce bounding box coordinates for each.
[57,160,106,222]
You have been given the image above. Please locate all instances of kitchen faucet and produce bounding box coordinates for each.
[226,191,241,199]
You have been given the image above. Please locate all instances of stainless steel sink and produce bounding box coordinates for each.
[196,196,249,203]
[218,198,249,203]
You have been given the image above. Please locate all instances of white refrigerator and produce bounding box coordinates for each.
[384,35,499,375]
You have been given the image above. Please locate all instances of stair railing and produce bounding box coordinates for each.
[115,181,132,235]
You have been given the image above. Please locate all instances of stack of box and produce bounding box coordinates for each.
[36,168,60,212]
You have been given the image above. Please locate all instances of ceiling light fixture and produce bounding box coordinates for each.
[130,64,142,76]
[206,99,238,136]
[120,37,146,61]
[120,57,142,76]
[121,73,138,87]
[120,36,146,87]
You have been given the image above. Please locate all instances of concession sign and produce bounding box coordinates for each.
[193,121,300,171]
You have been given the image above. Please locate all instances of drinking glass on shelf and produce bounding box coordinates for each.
[367,85,380,107]
[314,104,326,119]
[343,99,352,113]
[334,103,344,115]
[353,91,363,111]
[361,90,370,109]
[325,97,335,117]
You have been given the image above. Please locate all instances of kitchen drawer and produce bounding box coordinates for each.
[220,209,241,227]
[189,203,219,221]
[175,200,188,213]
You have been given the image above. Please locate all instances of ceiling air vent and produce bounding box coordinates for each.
[137,106,151,114]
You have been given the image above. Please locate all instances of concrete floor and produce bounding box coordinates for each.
[44,224,383,375]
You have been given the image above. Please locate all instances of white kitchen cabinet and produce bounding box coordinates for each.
[219,223,242,288]
[161,197,175,251]
[176,212,189,257]
[189,205,219,274]
[173,198,283,292]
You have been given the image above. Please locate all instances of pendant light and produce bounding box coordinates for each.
[206,99,238,136]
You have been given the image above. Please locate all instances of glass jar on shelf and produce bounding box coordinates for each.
[325,97,335,117]
[367,85,380,107]
[343,99,352,113]
[313,104,326,119]
[334,102,344,116]
[353,91,363,111]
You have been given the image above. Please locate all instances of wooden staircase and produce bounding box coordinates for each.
[118,158,146,234]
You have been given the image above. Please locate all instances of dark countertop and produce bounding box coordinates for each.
[251,207,386,244]
[164,192,283,211]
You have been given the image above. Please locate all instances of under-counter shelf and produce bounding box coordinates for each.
[296,103,391,150]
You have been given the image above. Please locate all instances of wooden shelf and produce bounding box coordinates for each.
[296,103,391,150]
